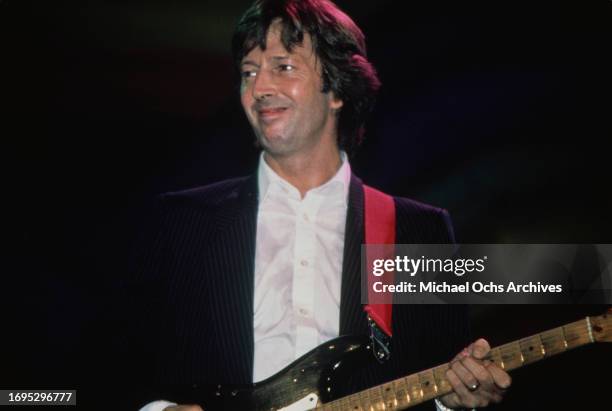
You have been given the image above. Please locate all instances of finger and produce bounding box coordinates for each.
[456,347,471,360]
[487,362,512,390]
[451,358,480,391]
[439,392,462,409]
[461,356,504,405]
[488,390,504,404]
[461,356,495,390]
[470,338,491,360]
[445,368,480,408]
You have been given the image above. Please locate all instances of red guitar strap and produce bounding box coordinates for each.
[363,185,395,337]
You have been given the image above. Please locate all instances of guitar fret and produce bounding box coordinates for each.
[373,384,385,409]
[418,369,437,401]
[432,366,442,392]
[404,374,423,404]
[565,320,587,346]
[371,385,383,410]
[514,340,524,364]
[489,347,505,369]
[490,341,523,371]
[512,341,521,369]
[393,378,410,407]
[367,386,378,410]
[501,343,514,364]
[357,386,369,410]
[435,365,453,394]
[561,325,569,349]
[517,341,525,365]
[586,316,595,343]
[518,337,533,364]
[544,328,567,356]
[381,381,397,409]
[537,333,546,357]
[372,384,384,410]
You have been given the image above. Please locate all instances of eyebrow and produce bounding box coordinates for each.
[241,55,291,68]
[241,59,258,68]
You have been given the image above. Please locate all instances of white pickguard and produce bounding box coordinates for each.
[277,393,319,411]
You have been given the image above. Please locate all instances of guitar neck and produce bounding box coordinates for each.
[320,317,598,411]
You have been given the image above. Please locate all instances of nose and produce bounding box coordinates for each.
[252,68,276,100]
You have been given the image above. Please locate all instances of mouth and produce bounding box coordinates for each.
[257,107,288,122]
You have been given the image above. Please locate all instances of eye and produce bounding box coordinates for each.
[278,64,295,72]
[241,70,257,79]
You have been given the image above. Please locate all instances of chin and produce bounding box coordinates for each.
[258,134,293,154]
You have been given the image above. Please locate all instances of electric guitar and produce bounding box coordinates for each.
[195,310,611,410]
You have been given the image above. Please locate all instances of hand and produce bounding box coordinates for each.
[439,338,512,409]
[163,406,203,411]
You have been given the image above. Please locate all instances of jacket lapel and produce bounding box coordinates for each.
[209,174,258,384]
[339,175,369,336]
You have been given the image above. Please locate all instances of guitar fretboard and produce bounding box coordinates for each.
[318,316,600,411]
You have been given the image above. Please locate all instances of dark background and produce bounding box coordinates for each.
[2,0,611,409]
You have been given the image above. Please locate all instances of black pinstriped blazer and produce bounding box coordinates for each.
[127,173,470,406]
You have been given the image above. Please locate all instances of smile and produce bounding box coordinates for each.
[257,107,288,121]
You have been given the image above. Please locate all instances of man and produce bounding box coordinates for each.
[129,1,511,410]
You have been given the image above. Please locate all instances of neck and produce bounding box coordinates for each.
[321,315,609,411]
[263,145,342,198]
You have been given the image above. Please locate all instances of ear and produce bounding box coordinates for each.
[329,92,344,111]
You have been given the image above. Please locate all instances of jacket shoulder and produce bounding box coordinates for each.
[159,176,252,210]
[393,195,446,216]
[393,195,456,243]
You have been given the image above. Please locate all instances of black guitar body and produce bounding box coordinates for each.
[186,335,371,410]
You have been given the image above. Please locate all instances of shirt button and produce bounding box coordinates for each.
[300,259,308,267]
[298,308,310,317]
[303,213,309,222]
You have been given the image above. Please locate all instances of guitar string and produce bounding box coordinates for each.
[323,323,608,408]
[490,321,605,357]
[317,318,611,409]
[484,331,592,361]
[318,318,610,410]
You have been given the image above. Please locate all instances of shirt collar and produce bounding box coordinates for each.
[257,151,351,205]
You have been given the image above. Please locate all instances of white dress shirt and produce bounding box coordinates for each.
[253,152,350,382]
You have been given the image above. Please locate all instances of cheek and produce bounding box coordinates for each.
[240,88,248,105]
[299,78,328,110]
[240,93,254,118]
[284,84,301,103]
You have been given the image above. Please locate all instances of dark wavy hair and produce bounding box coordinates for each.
[232,0,381,155]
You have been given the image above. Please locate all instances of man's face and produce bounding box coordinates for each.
[240,22,343,157]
